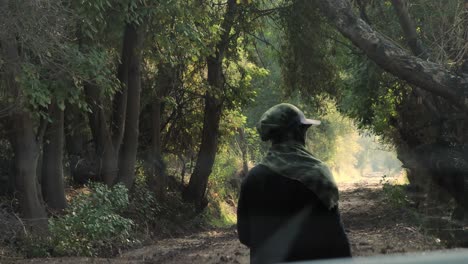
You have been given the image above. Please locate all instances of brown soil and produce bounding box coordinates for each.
[6,181,449,264]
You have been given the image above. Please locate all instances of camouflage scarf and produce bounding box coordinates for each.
[259,142,339,210]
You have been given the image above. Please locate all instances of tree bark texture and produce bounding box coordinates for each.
[11,113,48,232]
[41,103,67,210]
[116,24,143,189]
[389,0,468,216]
[317,0,468,109]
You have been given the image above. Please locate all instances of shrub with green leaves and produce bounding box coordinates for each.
[47,183,136,257]
[128,179,161,226]
[380,175,410,208]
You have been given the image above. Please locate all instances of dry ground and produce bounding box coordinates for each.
[6,180,452,264]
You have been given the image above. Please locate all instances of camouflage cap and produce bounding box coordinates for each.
[257,103,321,141]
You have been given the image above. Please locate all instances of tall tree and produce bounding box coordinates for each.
[0,0,48,231]
[183,0,239,209]
[84,22,143,188]
[116,24,144,188]
[41,102,67,210]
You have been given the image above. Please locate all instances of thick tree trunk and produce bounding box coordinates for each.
[112,24,133,151]
[11,113,48,232]
[116,24,143,189]
[318,0,468,108]
[0,3,48,231]
[390,0,468,217]
[41,103,67,210]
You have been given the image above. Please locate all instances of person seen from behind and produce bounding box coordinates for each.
[237,103,351,263]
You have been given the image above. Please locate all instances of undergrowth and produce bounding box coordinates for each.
[15,149,243,258]
[21,183,137,257]
[202,149,242,228]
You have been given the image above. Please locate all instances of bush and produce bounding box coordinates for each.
[127,179,161,233]
[23,183,137,257]
[381,175,410,208]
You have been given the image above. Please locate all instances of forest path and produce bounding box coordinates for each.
[14,181,445,264]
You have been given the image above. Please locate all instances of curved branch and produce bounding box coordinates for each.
[318,0,468,109]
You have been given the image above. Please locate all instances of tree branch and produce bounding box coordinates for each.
[390,0,428,59]
[317,0,468,109]
[390,0,441,116]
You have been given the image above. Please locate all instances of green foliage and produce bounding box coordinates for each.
[22,183,136,257]
[338,57,406,142]
[201,135,246,228]
[203,199,237,228]
[224,42,269,109]
[210,148,241,199]
[17,43,119,119]
[279,0,338,108]
[380,175,410,208]
[127,175,161,227]
[49,183,136,257]
[305,100,355,163]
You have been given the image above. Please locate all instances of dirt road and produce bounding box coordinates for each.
[12,181,445,264]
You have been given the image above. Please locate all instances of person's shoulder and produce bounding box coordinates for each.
[242,164,270,185]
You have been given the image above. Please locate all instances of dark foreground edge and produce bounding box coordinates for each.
[283,249,468,264]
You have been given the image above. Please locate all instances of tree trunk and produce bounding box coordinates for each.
[41,103,67,210]
[0,2,48,231]
[116,24,143,189]
[317,0,468,108]
[179,154,187,183]
[149,98,167,199]
[183,93,223,209]
[183,0,238,210]
[11,113,48,232]
[111,24,133,151]
[390,0,427,58]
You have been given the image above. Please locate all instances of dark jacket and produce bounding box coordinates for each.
[237,164,351,263]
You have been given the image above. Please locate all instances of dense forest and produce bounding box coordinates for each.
[0,0,467,260]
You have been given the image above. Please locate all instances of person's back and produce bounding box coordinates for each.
[237,164,351,263]
[237,103,351,263]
